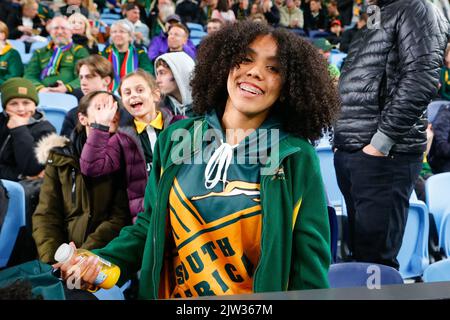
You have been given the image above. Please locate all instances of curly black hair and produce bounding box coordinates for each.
[191,21,341,141]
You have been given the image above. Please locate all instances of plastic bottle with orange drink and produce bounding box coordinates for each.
[54,243,121,290]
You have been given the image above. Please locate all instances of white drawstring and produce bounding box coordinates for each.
[204,139,239,190]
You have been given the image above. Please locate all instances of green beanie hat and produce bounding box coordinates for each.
[1,78,39,107]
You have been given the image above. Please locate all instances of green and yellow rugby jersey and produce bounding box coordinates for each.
[166,158,262,298]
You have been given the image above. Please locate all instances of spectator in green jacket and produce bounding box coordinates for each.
[54,21,340,299]
[24,16,90,94]
[0,22,24,86]
[101,20,154,94]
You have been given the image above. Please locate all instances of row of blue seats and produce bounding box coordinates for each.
[0,179,448,300]
[328,259,450,289]
[0,178,448,299]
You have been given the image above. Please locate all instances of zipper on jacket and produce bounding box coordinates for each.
[252,146,301,293]
[0,134,11,157]
[71,168,76,206]
[151,123,204,298]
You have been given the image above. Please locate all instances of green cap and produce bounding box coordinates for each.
[313,38,333,52]
[1,78,39,107]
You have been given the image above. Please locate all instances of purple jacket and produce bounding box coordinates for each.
[80,108,179,220]
[147,32,196,61]
[80,127,147,219]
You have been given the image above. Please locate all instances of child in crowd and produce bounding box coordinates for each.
[79,91,147,221]
[0,78,55,181]
[32,91,131,264]
[0,22,24,85]
[79,70,180,220]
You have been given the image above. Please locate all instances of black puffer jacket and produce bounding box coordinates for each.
[334,0,450,154]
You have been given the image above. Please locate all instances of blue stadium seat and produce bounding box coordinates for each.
[0,180,26,268]
[100,13,121,20]
[93,280,131,300]
[98,43,106,52]
[328,262,404,288]
[397,198,430,278]
[329,49,347,70]
[289,28,307,37]
[315,145,343,207]
[427,100,448,123]
[190,38,202,47]
[1,92,77,113]
[422,258,450,282]
[8,39,32,64]
[38,92,78,111]
[30,40,49,53]
[101,18,120,26]
[189,29,207,45]
[187,22,205,32]
[308,31,331,39]
[440,214,450,257]
[425,172,450,255]
[38,106,67,134]
[102,7,122,14]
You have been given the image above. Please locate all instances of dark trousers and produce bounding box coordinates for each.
[334,149,422,269]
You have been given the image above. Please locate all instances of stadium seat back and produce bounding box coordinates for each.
[186,22,204,32]
[38,93,78,111]
[427,100,448,123]
[316,146,343,207]
[425,172,450,243]
[328,262,404,288]
[422,258,450,282]
[397,199,430,278]
[0,180,26,268]
[38,106,67,134]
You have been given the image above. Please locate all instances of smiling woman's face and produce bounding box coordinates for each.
[225,35,282,118]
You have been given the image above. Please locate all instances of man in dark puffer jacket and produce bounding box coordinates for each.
[333,0,449,269]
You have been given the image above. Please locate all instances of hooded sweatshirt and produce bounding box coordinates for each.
[161,110,288,298]
[155,52,196,117]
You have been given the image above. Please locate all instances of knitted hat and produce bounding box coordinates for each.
[1,78,39,107]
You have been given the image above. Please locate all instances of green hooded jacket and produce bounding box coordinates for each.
[93,116,331,299]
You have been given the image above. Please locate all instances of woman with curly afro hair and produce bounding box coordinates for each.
[54,21,341,299]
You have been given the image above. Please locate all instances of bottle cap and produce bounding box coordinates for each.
[54,243,75,263]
